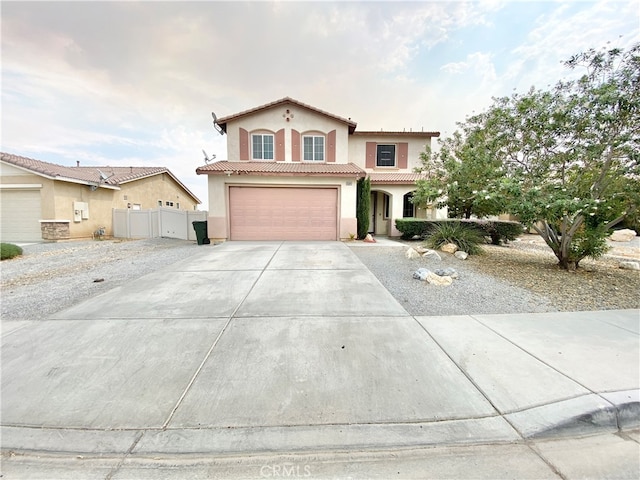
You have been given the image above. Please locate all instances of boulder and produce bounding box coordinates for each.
[363,233,376,243]
[405,248,421,259]
[412,268,431,281]
[454,251,469,260]
[434,267,459,279]
[619,261,640,271]
[425,271,453,286]
[422,249,442,261]
[610,229,637,242]
[440,243,458,254]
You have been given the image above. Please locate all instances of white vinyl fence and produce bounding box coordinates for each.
[113,208,208,241]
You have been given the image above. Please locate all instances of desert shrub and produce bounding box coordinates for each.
[395,218,435,239]
[1,243,23,260]
[424,222,484,255]
[474,220,524,245]
[396,218,524,244]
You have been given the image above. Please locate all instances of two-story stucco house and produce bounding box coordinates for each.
[196,97,443,241]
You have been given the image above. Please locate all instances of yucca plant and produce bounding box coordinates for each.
[425,222,484,255]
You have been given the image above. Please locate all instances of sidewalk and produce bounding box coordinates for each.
[1,241,638,478]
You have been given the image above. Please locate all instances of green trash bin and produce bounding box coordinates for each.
[192,221,210,245]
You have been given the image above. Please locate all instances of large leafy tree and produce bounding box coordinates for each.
[419,43,639,270]
[413,126,507,218]
[493,44,639,270]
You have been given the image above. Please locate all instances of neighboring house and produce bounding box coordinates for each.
[0,153,201,242]
[196,97,444,241]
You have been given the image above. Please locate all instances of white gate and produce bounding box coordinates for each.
[113,208,207,240]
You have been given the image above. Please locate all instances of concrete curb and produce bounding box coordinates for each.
[2,390,637,456]
[505,391,639,439]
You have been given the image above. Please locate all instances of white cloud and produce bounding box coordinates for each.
[1,1,638,207]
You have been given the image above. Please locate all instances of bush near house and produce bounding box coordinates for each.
[395,218,523,245]
[1,243,23,260]
[425,222,485,255]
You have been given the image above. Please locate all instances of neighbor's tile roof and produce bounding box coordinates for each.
[369,172,428,184]
[1,152,201,203]
[215,97,358,134]
[196,161,366,177]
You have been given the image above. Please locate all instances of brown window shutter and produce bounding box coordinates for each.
[327,130,336,163]
[292,129,301,162]
[366,142,376,168]
[275,129,285,161]
[239,128,249,160]
[398,142,408,169]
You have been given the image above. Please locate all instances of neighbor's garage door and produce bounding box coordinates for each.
[0,189,42,242]
[229,187,337,240]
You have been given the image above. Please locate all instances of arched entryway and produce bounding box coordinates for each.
[369,190,392,235]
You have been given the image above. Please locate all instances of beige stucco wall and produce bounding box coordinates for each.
[49,181,115,238]
[118,174,198,211]
[206,174,359,241]
[225,105,350,163]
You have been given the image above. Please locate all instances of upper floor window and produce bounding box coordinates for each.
[252,134,274,160]
[303,135,325,162]
[376,144,396,167]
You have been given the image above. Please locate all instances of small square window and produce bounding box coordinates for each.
[376,144,396,167]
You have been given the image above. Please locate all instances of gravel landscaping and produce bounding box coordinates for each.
[1,238,200,321]
[1,236,638,321]
[351,237,640,316]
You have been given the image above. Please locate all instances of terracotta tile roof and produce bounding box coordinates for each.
[353,131,440,138]
[369,172,427,184]
[215,97,358,134]
[196,161,366,177]
[1,152,201,203]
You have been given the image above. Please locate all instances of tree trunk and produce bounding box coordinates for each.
[533,220,579,271]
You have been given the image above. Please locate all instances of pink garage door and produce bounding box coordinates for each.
[229,186,338,240]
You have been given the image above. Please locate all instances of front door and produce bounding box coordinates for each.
[369,191,376,234]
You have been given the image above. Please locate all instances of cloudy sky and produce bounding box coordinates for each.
[2,1,638,206]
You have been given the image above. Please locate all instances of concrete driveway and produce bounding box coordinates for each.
[1,241,638,467]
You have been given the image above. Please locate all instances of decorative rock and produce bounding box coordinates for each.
[422,249,442,261]
[454,251,469,260]
[434,268,459,279]
[619,261,640,271]
[412,268,431,281]
[425,271,453,286]
[405,248,421,259]
[363,233,376,243]
[440,243,458,254]
[611,229,637,242]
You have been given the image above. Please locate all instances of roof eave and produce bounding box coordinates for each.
[216,97,358,130]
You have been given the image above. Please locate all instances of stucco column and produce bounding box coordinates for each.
[390,192,405,237]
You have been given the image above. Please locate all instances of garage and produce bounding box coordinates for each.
[229,186,338,241]
[0,188,42,242]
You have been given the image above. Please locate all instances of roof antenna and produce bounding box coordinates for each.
[211,112,225,136]
[96,169,114,181]
[202,149,216,164]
